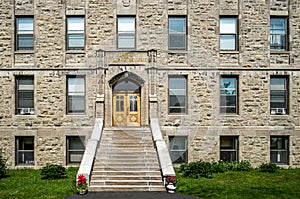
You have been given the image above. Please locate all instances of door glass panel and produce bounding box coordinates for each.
[116,95,124,112]
[129,95,138,112]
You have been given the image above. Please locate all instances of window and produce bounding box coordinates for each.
[117,17,135,49]
[220,136,238,162]
[67,136,85,165]
[67,76,85,114]
[16,137,34,165]
[270,17,287,50]
[220,17,237,51]
[220,76,238,114]
[169,76,187,114]
[169,136,187,164]
[67,17,85,50]
[16,17,34,50]
[16,76,34,115]
[270,77,288,115]
[271,136,289,164]
[169,17,186,50]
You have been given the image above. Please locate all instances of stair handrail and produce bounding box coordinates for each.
[150,117,176,192]
[77,118,104,185]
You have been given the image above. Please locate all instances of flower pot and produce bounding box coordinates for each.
[78,189,87,195]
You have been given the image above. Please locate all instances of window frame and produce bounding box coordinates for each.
[270,17,288,51]
[117,16,136,50]
[168,16,187,50]
[15,76,35,115]
[220,16,238,51]
[270,136,289,165]
[66,76,86,114]
[168,75,187,114]
[67,16,85,51]
[16,16,34,51]
[220,76,238,114]
[270,76,288,115]
[15,136,34,166]
[169,136,188,164]
[220,136,239,162]
[66,136,85,165]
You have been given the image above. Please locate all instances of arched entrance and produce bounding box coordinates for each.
[110,72,144,127]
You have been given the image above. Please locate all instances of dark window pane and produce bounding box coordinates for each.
[220,151,237,162]
[271,151,288,164]
[68,96,85,112]
[170,95,186,107]
[169,34,186,49]
[170,151,187,164]
[68,138,84,150]
[16,137,34,165]
[17,152,34,165]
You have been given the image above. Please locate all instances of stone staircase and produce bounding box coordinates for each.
[89,127,165,192]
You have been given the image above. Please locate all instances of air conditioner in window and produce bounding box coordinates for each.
[273,108,286,115]
[20,108,35,115]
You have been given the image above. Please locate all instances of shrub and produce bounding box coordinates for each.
[179,161,213,178]
[258,162,280,173]
[0,154,7,178]
[236,161,252,171]
[40,164,67,179]
[179,160,253,179]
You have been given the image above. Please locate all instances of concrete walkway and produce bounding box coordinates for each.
[66,192,197,199]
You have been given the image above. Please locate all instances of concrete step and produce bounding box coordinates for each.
[91,170,161,176]
[90,179,163,186]
[94,162,159,167]
[94,166,160,171]
[88,185,166,192]
[91,175,162,181]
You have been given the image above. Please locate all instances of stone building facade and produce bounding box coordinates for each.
[0,0,300,169]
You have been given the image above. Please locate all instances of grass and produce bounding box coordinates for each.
[0,167,78,199]
[1,167,300,199]
[176,168,300,199]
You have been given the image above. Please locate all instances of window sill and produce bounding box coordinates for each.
[168,50,188,54]
[14,114,36,118]
[220,50,239,54]
[220,113,239,117]
[15,50,34,54]
[270,114,289,117]
[270,50,289,54]
[66,50,86,54]
[65,114,86,117]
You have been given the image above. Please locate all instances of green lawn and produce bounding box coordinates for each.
[176,169,300,199]
[1,168,300,199]
[0,167,78,199]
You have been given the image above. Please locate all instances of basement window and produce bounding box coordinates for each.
[66,136,85,165]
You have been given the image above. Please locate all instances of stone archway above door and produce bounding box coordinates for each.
[109,71,145,88]
[109,72,145,127]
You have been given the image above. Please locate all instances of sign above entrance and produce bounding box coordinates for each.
[106,52,148,65]
[97,49,157,66]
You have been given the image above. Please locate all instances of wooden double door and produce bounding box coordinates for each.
[113,91,141,126]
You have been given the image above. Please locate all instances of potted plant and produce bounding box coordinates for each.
[165,176,176,193]
[76,174,88,195]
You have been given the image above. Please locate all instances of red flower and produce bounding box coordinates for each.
[166,176,176,183]
[77,181,82,185]
[77,174,87,183]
